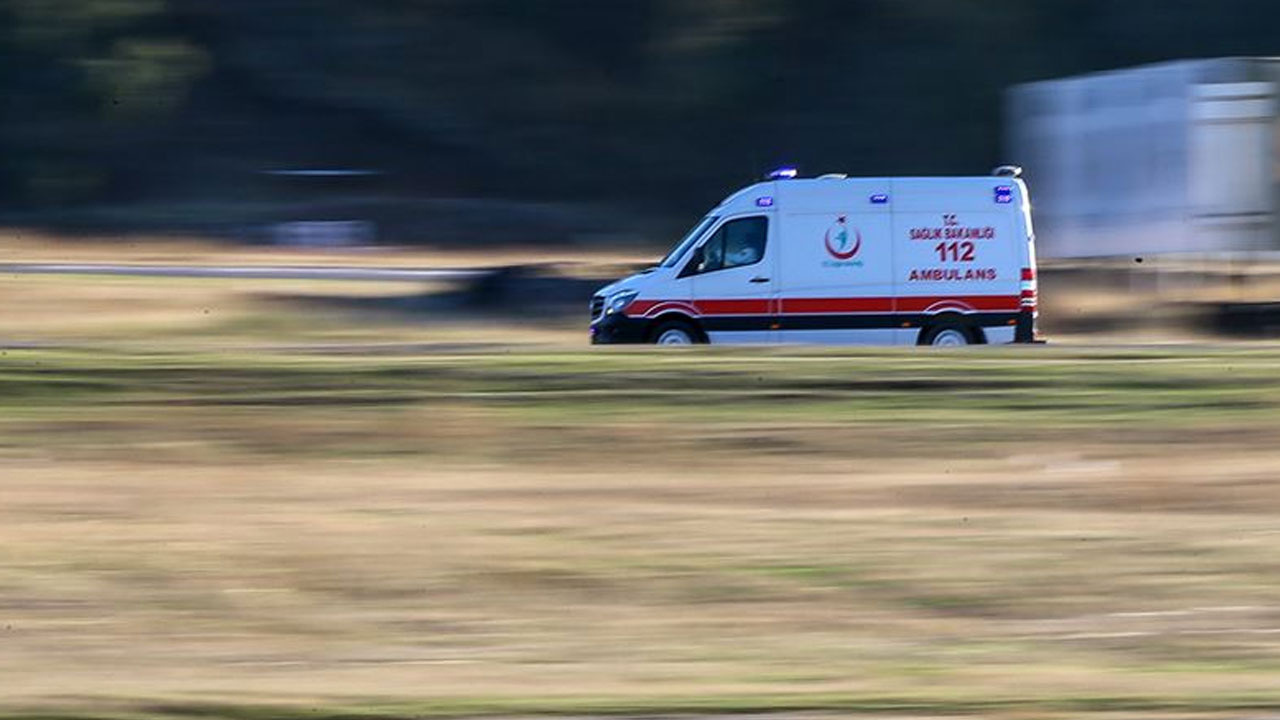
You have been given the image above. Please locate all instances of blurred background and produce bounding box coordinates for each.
[3,0,1280,242]
[6,3,1280,720]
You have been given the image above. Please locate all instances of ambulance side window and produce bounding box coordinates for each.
[683,216,768,276]
[700,233,725,273]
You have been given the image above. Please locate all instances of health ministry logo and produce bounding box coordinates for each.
[823,216,863,267]
[825,216,861,259]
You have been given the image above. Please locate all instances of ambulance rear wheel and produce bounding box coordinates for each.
[651,320,700,346]
[920,323,975,347]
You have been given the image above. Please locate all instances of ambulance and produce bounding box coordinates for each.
[590,168,1039,346]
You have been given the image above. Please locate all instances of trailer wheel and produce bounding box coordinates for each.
[651,319,700,346]
[920,322,976,347]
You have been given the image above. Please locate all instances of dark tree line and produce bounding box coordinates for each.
[4,0,1280,233]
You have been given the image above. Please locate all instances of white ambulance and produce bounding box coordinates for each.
[590,168,1039,346]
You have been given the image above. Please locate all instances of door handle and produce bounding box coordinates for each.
[749,276,771,284]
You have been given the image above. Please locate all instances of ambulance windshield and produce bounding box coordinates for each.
[659,216,718,268]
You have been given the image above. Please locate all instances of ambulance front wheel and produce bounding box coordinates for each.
[920,321,978,347]
[651,319,701,346]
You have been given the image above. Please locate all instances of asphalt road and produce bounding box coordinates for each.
[0,263,491,282]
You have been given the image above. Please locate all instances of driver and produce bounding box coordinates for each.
[726,226,764,266]
[726,242,760,266]
[701,240,725,271]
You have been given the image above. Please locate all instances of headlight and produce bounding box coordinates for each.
[606,290,639,315]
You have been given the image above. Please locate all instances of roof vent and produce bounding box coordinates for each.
[817,173,848,180]
[992,165,1023,178]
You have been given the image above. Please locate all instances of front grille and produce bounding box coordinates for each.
[590,296,605,320]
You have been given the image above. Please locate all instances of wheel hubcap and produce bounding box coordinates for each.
[658,329,693,345]
[932,329,968,347]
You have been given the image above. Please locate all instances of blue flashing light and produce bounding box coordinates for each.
[766,167,798,181]
[995,186,1014,204]
[755,196,775,208]
[870,193,890,205]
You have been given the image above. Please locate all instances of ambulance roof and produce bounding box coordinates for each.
[718,176,1026,214]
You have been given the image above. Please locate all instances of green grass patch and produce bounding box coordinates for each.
[3,345,1280,462]
[10,691,1280,720]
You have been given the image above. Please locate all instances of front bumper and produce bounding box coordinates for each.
[590,313,649,345]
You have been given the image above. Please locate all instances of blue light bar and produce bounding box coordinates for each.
[755,196,774,208]
[994,186,1014,204]
[767,167,798,181]
[870,193,890,205]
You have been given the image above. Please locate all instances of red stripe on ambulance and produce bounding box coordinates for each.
[635,295,1022,318]
[781,298,894,314]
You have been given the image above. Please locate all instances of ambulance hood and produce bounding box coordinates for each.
[594,266,662,298]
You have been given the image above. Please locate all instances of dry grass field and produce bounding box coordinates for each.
[3,254,1280,720]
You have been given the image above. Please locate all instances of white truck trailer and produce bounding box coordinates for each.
[1007,58,1280,259]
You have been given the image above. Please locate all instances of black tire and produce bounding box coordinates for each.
[918,321,977,347]
[650,319,702,346]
